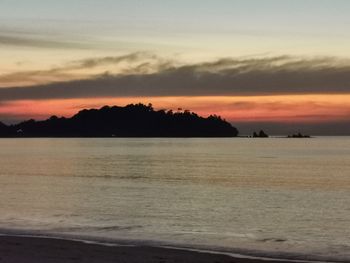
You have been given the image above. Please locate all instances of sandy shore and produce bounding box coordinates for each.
[0,235,299,263]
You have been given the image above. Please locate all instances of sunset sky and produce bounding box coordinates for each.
[1,0,350,134]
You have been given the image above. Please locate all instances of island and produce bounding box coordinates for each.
[287,133,311,138]
[253,130,269,138]
[0,103,239,138]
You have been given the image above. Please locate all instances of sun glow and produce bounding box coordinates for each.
[1,94,349,124]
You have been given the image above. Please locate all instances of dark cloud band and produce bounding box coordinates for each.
[1,54,350,101]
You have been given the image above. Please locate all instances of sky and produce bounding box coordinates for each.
[1,0,350,134]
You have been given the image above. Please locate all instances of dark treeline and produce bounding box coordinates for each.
[0,103,238,137]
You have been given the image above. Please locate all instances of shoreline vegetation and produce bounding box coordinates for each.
[0,235,315,263]
[0,103,238,138]
[0,103,312,138]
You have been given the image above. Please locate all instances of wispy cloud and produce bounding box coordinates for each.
[0,52,172,87]
[1,54,350,101]
[0,33,90,49]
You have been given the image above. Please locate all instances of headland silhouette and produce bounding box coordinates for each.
[0,103,239,138]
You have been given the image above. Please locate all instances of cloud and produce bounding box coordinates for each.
[1,54,350,101]
[71,52,159,69]
[0,34,89,49]
[0,52,172,87]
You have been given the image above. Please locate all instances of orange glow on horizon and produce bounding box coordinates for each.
[1,94,350,124]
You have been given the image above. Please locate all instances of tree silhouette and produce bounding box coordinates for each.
[0,104,239,138]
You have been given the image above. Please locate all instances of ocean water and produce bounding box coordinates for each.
[0,138,349,261]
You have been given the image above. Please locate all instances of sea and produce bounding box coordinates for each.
[0,137,349,262]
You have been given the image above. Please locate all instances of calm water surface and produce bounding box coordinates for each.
[0,138,349,261]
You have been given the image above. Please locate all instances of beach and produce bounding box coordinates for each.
[0,138,349,262]
[2,0,350,261]
[0,235,298,263]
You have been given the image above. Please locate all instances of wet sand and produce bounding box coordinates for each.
[0,235,296,263]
